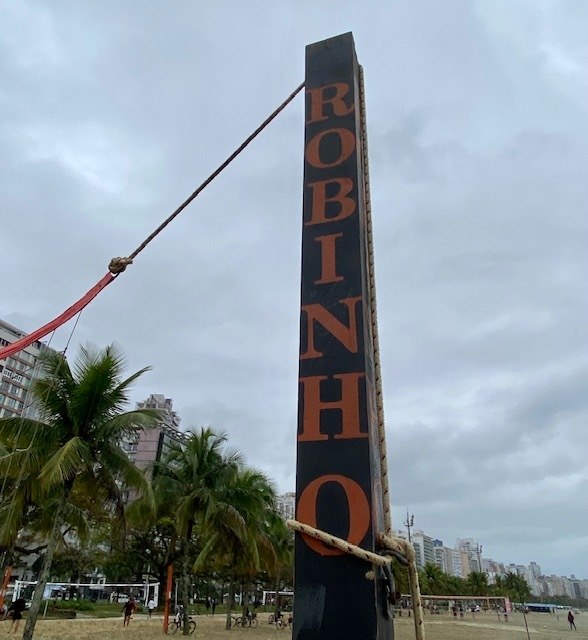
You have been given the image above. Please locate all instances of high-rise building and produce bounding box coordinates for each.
[411,530,435,568]
[526,561,542,595]
[0,318,55,420]
[121,394,186,475]
[136,393,181,430]
[434,544,455,576]
[456,538,482,576]
[452,549,463,578]
[276,492,295,520]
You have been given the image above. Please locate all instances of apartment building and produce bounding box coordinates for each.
[121,394,187,474]
[0,318,54,420]
[276,492,295,520]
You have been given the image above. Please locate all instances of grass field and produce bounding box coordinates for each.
[3,610,585,639]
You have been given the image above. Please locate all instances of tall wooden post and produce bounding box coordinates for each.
[294,32,393,640]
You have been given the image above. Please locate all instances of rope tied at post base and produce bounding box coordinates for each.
[287,520,425,640]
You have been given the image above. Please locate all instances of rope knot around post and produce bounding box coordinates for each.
[108,257,133,274]
[286,520,426,640]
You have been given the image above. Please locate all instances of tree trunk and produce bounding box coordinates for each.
[225,575,235,630]
[21,502,64,640]
[273,572,281,618]
[241,581,248,619]
[179,535,191,636]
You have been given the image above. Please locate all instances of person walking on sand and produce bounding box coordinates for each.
[147,598,156,619]
[6,597,27,634]
[568,610,577,630]
[123,597,136,626]
[211,597,216,616]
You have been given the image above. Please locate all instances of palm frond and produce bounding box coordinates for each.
[60,501,90,543]
[193,532,220,572]
[0,418,55,449]
[39,436,91,488]
[99,409,161,441]
[0,492,27,546]
[101,444,156,514]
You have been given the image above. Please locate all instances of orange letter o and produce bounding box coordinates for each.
[297,474,370,556]
[305,128,356,169]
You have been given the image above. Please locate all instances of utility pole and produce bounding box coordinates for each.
[476,542,483,573]
[404,509,414,543]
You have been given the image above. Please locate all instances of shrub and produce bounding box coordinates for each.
[50,599,95,611]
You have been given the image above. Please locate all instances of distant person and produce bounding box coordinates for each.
[147,598,156,618]
[504,608,509,623]
[568,610,577,630]
[205,596,211,614]
[6,597,27,634]
[123,597,136,626]
[211,597,217,616]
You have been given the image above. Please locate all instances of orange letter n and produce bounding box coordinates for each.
[300,297,362,359]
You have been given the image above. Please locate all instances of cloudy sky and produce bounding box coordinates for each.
[1,1,587,578]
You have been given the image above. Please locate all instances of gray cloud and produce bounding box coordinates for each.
[1,1,587,578]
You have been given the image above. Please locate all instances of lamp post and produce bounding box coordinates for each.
[404,509,414,543]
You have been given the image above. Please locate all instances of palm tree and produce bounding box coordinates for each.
[194,466,277,629]
[0,344,157,640]
[492,574,506,595]
[265,512,293,619]
[467,571,489,595]
[504,571,531,602]
[446,574,467,595]
[153,428,241,635]
[422,562,448,595]
[390,556,410,598]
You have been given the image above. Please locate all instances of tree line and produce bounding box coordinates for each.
[399,562,533,602]
[0,345,293,638]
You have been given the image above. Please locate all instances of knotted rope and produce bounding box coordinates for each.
[108,82,305,274]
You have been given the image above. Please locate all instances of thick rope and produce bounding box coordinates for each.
[288,519,425,640]
[358,65,391,537]
[358,68,424,640]
[287,519,390,567]
[126,82,305,262]
[0,83,305,362]
[380,535,425,640]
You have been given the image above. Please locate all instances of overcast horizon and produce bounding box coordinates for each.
[1,2,587,580]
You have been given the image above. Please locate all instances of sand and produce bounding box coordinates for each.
[4,610,586,640]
